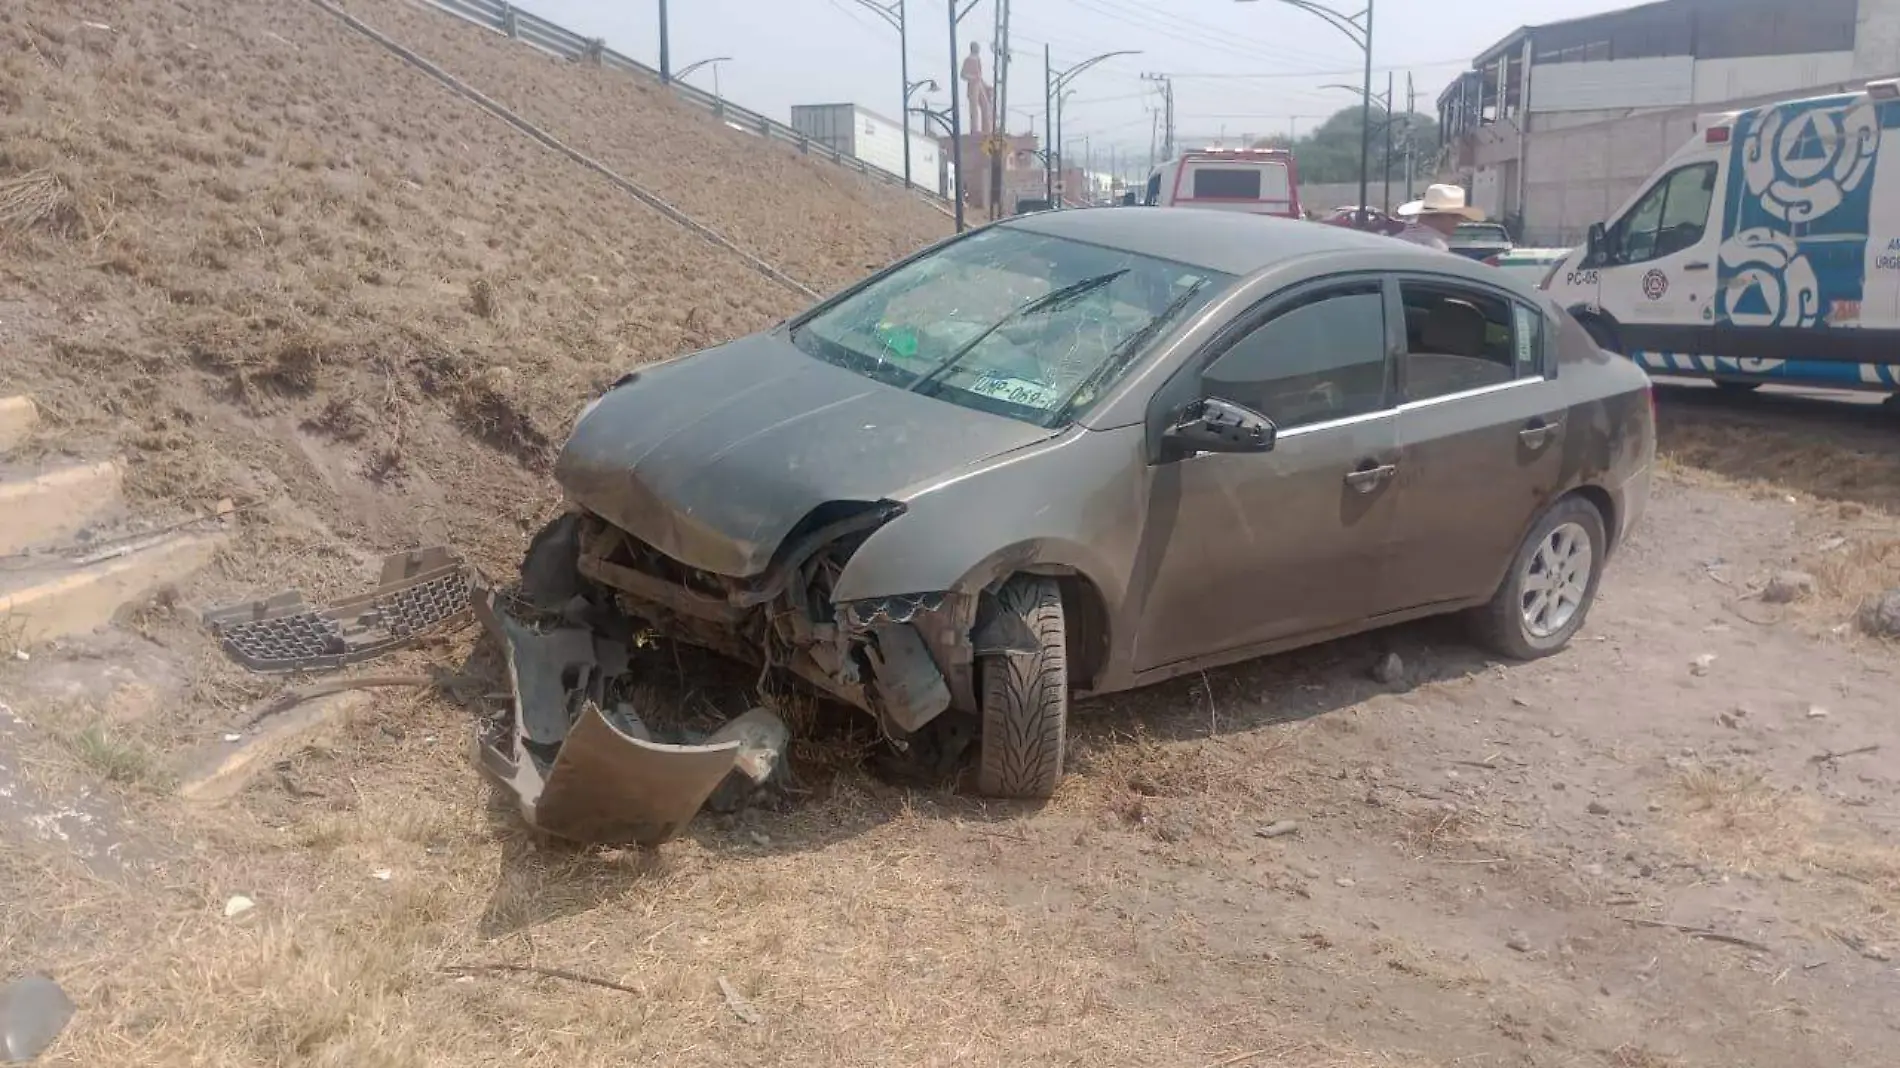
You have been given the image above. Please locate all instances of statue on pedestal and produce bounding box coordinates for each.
[961,42,995,137]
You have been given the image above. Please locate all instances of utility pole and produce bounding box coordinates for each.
[947,0,980,231]
[1148,108,1159,176]
[990,0,1010,220]
[1383,69,1393,213]
[1141,73,1175,160]
[1405,72,1417,199]
[658,0,671,83]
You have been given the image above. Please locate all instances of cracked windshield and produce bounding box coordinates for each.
[789,226,1229,426]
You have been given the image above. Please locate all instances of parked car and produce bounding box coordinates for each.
[1013,197,1052,215]
[540,209,1656,799]
[1545,78,1900,396]
[1449,221,1514,261]
[1486,247,1572,288]
[1322,206,1404,235]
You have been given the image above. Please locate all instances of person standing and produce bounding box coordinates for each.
[1392,184,1484,251]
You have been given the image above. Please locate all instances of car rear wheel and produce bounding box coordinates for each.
[1472,496,1608,661]
[976,576,1069,799]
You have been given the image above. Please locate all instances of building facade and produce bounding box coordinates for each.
[1437,0,1900,244]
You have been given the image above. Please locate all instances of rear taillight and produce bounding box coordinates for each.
[1646,380,1657,425]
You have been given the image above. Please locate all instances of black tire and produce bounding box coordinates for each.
[1713,378,1762,393]
[975,576,1068,799]
[1471,496,1608,661]
[520,512,584,611]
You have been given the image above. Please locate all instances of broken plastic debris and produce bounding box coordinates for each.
[221,733,243,743]
[469,587,786,845]
[223,895,256,918]
[203,547,472,674]
[0,974,75,1063]
[717,976,763,1025]
[369,868,393,882]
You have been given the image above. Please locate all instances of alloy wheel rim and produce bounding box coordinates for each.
[1521,521,1592,639]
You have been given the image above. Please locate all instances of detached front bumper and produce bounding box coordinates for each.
[470,588,784,846]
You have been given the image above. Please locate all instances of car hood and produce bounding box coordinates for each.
[556,330,1061,578]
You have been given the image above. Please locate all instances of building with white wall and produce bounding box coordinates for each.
[1437,0,1900,244]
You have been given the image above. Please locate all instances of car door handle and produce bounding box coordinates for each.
[1683,261,1711,271]
[1519,418,1562,449]
[1344,461,1397,492]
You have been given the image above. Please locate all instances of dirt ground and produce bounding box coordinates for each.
[1,0,1898,1065]
[2,395,1896,1068]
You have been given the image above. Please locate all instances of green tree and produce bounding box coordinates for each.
[1280,106,1439,188]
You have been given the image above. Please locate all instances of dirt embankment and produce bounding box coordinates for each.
[0,0,948,597]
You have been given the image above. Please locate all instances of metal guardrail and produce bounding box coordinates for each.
[422,0,951,208]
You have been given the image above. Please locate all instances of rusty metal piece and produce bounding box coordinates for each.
[471,586,747,846]
[204,547,472,673]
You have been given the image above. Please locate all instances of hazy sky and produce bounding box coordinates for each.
[517,0,1635,175]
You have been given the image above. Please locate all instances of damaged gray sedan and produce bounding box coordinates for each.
[529,208,1655,802]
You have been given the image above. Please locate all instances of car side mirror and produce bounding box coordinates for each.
[1585,222,1609,266]
[1163,397,1276,458]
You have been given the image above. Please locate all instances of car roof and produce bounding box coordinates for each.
[1000,206,1423,276]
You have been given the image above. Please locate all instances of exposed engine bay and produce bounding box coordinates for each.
[554,504,1041,745]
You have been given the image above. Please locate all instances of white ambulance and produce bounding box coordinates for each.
[1545,79,1900,396]
[1140,148,1304,218]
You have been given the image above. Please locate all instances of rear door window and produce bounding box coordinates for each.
[1185,163,1290,203]
[1192,168,1262,199]
[1399,280,1545,401]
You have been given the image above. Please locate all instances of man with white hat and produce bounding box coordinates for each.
[1392,184,1485,251]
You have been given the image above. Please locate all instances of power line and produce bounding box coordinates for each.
[1162,59,1472,79]
[1054,0,1348,72]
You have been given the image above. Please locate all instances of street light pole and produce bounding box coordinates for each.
[674,56,732,81]
[1048,44,1064,206]
[658,0,670,83]
[841,1,917,190]
[1046,49,1142,208]
[898,2,910,190]
[1238,0,1375,224]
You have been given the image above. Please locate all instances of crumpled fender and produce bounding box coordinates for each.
[830,425,1138,605]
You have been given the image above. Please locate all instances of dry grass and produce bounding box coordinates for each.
[1657,403,1900,515]
[1657,404,1900,628]
[12,693,1426,1068]
[0,168,81,238]
[1804,533,1900,630]
[1663,763,1900,940]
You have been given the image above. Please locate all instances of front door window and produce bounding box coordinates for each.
[1199,282,1390,427]
[1610,163,1717,265]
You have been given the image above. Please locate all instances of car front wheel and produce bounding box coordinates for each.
[975,576,1068,799]
[1472,496,1608,660]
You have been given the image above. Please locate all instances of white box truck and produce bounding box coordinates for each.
[1544,80,1900,397]
[790,103,943,194]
